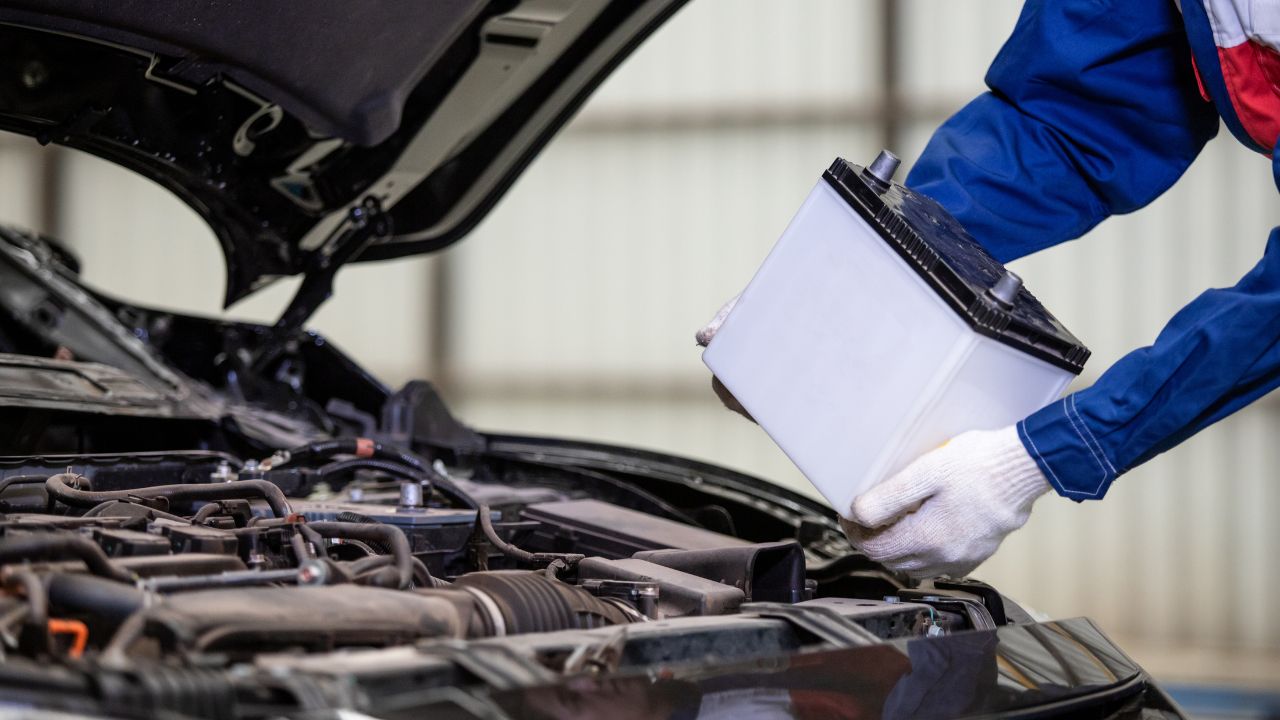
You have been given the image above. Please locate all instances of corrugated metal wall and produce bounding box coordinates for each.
[4,0,1276,686]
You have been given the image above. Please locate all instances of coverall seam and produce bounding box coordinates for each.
[1069,394,1118,476]
[1021,419,1103,500]
[1061,399,1111,491]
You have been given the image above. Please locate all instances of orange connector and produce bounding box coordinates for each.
[47,618,88,659]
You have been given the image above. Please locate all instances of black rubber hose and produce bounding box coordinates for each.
[81,500,187,525]
[304,521,421,590]
[346,554,393,575]
[2,568,47,628]
[46,574,144,623]
[289,528,313,562]
[296,523,326,550]
[190,503,222,525]
[45,474,291,518]
[347,556,400,588]
[0,534,133,583]
[410,556,448,588]
[0,474,49,496]
[331,511,391,553]
[321,558,354,585]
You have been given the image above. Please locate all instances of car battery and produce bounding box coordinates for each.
[702,152,1089,514]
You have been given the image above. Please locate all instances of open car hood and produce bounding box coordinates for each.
[0,0,686,305]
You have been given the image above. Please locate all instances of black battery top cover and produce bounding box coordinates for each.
[823,157,1090,374]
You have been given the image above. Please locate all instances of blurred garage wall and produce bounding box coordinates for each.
[2,0,1276,686]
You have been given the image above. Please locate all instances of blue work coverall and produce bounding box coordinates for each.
[906,0,1280,499]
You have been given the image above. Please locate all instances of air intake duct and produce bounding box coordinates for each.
[441,571,640,636]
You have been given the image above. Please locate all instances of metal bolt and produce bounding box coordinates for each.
[399,481,424,508]
[866,150,901,185]
[989,271,1023,307]
[211,461,235,483]
[297,560,328,586]
[239,459,261,480]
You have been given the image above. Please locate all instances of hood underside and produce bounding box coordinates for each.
[0,0,687,305]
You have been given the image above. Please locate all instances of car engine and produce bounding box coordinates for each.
[0,435,1029,719]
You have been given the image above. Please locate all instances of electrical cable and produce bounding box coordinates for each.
[317,458,427,483]
[267,438,477,509]
[475,504,583,569]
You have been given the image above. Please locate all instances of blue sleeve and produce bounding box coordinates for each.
[903,0,1260,501]
[905,0,1220,263]
[1022,219,1280,500]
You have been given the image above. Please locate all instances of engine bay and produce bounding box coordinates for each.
[0,437,1030,719]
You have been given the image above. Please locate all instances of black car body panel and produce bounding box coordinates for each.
[0,1,689,305]
[484,617,1175,720]
[0,1,495,146]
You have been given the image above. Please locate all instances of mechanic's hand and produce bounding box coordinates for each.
[695,295,754,421]
[840,426,1050,580]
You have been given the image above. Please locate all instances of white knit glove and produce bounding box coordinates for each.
[841,426,1051,580]
[694,294,739,347]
